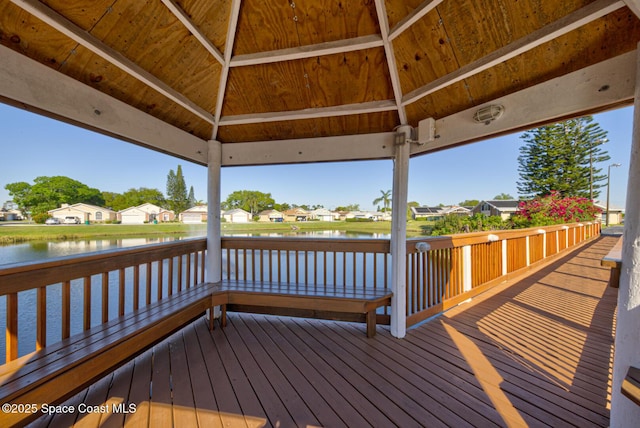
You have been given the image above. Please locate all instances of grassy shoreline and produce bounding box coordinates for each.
[0,221,431,244]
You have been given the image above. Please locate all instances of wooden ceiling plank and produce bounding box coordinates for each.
[402,0,626,106]
[0,44,208,164]
[411,51,635,156]
[219,100,397,126]
[10,0,216,125]
[230,34,384,67]
[374,0,406,124]
[160,0,225,65]
[625,0,640,18]
[388,0,444,41]
[212,0,242,139]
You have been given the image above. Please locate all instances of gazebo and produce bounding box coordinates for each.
[1,0,640,425]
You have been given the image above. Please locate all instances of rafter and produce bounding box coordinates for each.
[402,0,625,106]
[388,0,444,41]
[374,0,407,124]
[230,35,384,67]
[218,100,397,126]
[212,0,242,139]
[9,0,216,125]
[160,0,225,65]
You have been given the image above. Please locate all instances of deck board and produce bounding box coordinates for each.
[31,236,618,427]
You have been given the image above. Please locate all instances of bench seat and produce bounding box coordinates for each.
[601,236,623,288]
[211,280,393,338]
[0,283,216,428]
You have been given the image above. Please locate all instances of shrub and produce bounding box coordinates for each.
[33,212,50,224]
[514,191,601,226]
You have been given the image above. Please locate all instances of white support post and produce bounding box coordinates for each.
[390,125,411,338]
[525,236,531,266]
[610,43,640,428]
[539,230,547,259]
[555,230,560,254]
[501,239,508,276]
[206,140,222,319]
[462,245,472,293]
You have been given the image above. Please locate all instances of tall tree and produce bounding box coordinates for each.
[187,186,196,208]
[372,190,392,212]
[166,165,189,213]
[517,116,609,199]
[493,193,515,200]
[5,176,104,218]
[103,188,166,211]
[222,190,275,215]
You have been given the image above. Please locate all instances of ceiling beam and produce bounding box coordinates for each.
[211,0,242,139]
[0,44,208,164]
[374,0,407,124]
[411,51,636,156]
[10,0,216,125]
[402,0,626,106]
[218,100,397,126]
[624,1,640,18]
[160,0,225,65]
[388,0,444,41]
[230,35,384,67]
[221,133,396,166]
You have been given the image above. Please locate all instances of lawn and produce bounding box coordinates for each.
[0,220,432,244]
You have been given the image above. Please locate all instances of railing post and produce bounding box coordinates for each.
[539,229,546,260]
[525,236,531,266]
[501,239,508,276]
[462,245,472,293]
[390,126,410,339]
[207,140,223,320]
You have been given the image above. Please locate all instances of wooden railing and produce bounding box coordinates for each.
[0,222,600,363]
[405,222,601,326]
[221,237,391,291]
[0,238,206,363]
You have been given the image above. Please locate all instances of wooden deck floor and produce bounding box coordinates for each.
[28,236,618,427]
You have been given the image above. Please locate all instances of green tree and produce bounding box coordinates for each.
[166,165,189,213]
[335,203,360,211]
[5,176,104,220]
[187,186,196,208]
[459,199,479,206]
[372,190,392,212]
[517,116,610,199]
[103,188,166,211]
[493,193,514,200]
[222,190,275,215]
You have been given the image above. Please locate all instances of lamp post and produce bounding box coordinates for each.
[606,162,621,226]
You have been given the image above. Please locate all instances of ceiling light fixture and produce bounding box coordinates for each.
[473,104,504,125]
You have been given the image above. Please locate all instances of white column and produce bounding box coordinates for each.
[501,239,508,276]
[206,140,222,318]
[390,126,411,338]
[525,236,531,266]
[611,44,640,427]
[462,245,472,293]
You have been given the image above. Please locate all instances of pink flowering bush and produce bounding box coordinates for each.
[514,191,601,226]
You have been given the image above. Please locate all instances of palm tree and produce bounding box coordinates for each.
[373,190,392,212]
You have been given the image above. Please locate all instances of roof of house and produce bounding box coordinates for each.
[223,208,251,215]
[181,205,208,214]
[478,200,521,211]
[2,2,637,167]
[48,203,116,214]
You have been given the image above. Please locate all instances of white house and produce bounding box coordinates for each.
[222,208,252,223]
[472,200,521,220]
[309,208,336,222]
[258,209,284,222]
[179,205,208,223]
[119,203,174,224]
[48,203,116,223]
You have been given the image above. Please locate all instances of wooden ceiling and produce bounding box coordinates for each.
[1,0,639,165]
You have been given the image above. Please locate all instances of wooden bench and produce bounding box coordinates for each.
[601,236,623,288]
[211,280,393,338]
[0,282,217,428]
[622,366,640,407]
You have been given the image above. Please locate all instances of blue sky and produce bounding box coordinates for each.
[0,103,633,211]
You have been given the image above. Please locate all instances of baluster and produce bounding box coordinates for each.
[178,256,183,292]
[200,250,205,283]
[6,292,18,361]
[102,272,109,324]
[146,263,152,304]
[62,280,71,339]
[168,257,174,296]
[37,287,46,351]
[158,259,164,301]
[133,265,140,310]
[83,276,91,330]
[186,253,192,288]
[119,268,125,316]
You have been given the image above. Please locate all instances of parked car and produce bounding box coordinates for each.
[45,217,61,225]
[63,216,81,224]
